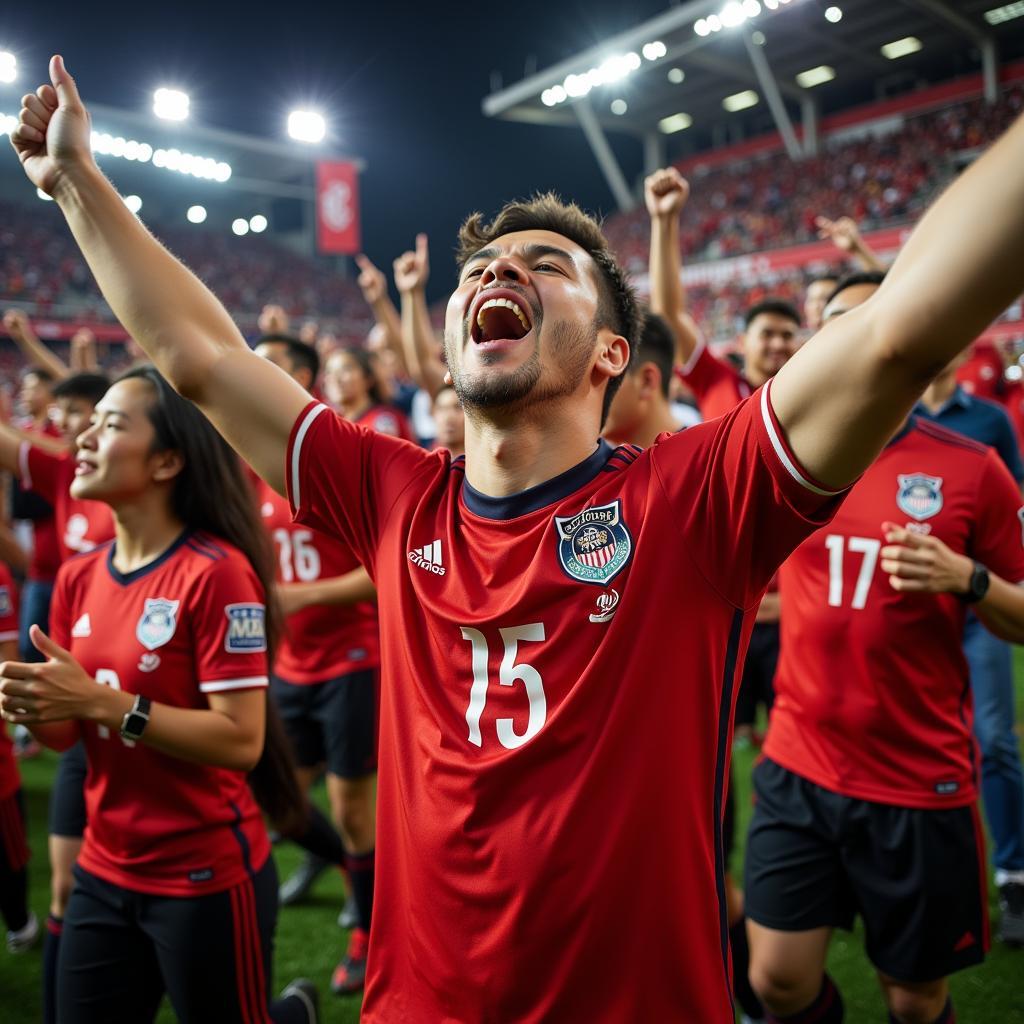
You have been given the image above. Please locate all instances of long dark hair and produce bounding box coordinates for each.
[342,346,384,406]
[117,366,305,832]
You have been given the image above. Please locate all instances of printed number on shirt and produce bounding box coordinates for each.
[273,528,321,582]
[460,623,546,749]
[94,668,133,746]
[825,534,881,610]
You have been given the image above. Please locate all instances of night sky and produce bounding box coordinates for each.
[3,0,669,300]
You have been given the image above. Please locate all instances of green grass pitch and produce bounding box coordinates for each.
[2,669,1024,1022]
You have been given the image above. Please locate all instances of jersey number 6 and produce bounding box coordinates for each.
[460,623,546,750]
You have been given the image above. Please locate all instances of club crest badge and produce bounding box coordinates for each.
[136,598,181,651]
[896,474,944,521]
[554,500,632,586]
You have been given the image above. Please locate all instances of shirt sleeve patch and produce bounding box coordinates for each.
[223,603,267,653]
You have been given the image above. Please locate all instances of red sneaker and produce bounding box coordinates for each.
[331,928,368,995]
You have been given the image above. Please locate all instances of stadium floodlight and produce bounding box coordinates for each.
[796,65,836,88]
[751,30,767,45]
[153,87,189,121]
[37,188,54,201]
[0,51,16,85]
[723,89,759,112]
[123,194,142,214]
[881,36,923,59]
[541,89,556,107]
[642,41,667,61]
[287,110,326,144]
[694,18,711,35]
[659,112,693,134]
[667,67,685,84]
[610,99,628,115]
[0,111,17,135]
[186,205,207,224]
[231,218,250,236]
[825,6,843,22]
[985,2,1024,25]
[249,214,268,233]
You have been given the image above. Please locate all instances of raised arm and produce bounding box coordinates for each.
[772,113,1024,489]
[645,168,702,367]
[11,57,309,493]
[394,234,447,397]
[3,309,69,380]
[355,254,408,376]
[815,215,886,273]
[69,327,99,372]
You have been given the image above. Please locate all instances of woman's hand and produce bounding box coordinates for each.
[0,625,120,724]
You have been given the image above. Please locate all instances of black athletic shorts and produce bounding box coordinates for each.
[734,621,778,727]
[744,758,988,982]
[59,857,279,1024]
[270,669,378,779]
[48,741,87,838]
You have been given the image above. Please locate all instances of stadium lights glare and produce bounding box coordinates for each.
[751,30,767,45]
[642,41,667,61]
[610,99,628,115]
[0,51,16,85]
[723,89,759,112]
[249,214,268,233]
[659,112,693,134]
[667,67,685,84]
[825,6,843,22]
[695,0,773,36]
[187,205,207,224]
[985,2,1024,24]
[0,112,16,135]
[287,110,326,144]
[153,87,190,121]
[796,65,836,88]
[881,36,923,59]
[123,194,143,214]
[231,218,250,236]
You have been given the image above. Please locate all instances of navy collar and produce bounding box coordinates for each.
[462,440,615,520]
[916,384,970,418]
[106,529,191,586]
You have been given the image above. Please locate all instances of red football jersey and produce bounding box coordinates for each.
[675,338,752,421]
[355,403,416,442]
[19,444,115,562]
[0,563,22,802]
[767,418,1024,809]
[50,531,271,896]
[19,420,62,582]
[287,382,845,1023]
[256,478,378,683]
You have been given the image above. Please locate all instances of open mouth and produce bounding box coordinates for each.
[470,289,534,346]
[74,457,97,476]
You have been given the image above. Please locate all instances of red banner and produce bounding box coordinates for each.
[316,161,360,255]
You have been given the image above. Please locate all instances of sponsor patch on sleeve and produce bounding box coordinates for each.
[0,586,11,617]
[224,603,267,653]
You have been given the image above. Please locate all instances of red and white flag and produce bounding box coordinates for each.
[316,161,360,254]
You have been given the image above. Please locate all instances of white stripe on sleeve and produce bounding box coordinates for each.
[760,382,844,497]
[199,676,270,693]
[291,404,328,511]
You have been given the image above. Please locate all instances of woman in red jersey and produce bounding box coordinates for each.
[0,367,317,1024]
[322,346,415,440]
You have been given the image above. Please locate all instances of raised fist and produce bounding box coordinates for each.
[355,255,388,305]
[258,304,290,336]
[3,309,29,338]
[815,215,862,254]
[393,234,430,294]
[70,327,95,350]
[645,167,690,220]
[10,56,95,197]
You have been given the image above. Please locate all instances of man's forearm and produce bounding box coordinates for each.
[974,573,1024,644]
[401,290,446,397]
[11,324,69,380]
[52,163,247,399]
[370,296,407,375]
[649,215,700,365]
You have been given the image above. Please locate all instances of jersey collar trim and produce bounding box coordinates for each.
[462,440,616,521]
[106,529,192,587]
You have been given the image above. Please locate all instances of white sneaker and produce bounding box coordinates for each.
[6,910,39,953]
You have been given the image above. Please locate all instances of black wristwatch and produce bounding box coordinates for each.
[958,562,990,604]
[119,694,152,742]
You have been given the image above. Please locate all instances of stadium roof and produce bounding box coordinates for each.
[482,0,1024,210]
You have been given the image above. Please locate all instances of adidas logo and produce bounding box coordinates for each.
[408,539,446,576]
[72,613,92,638]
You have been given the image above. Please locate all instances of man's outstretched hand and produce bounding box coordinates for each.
[11,55,94,197]
[645,167,690,221]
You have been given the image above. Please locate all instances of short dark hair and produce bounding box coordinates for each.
[256,334,320,384]
[632,311,675,399]
[456,193,641,426]
[52,372,109,406]
[744,299,801,330]
[21,365,56,385]
[825,270,887,306]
